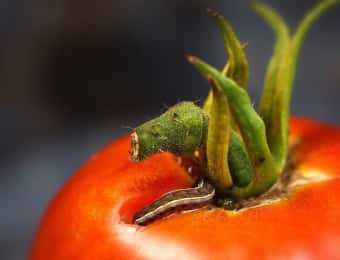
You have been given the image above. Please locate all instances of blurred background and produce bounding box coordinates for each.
[0,0,339,259]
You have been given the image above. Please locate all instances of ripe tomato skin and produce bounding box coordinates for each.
[30,117,340,260]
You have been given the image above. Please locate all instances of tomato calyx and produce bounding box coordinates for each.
[216,144,298,210]
[131,0,339,203]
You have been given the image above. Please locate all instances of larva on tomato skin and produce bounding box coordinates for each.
[133,179,215,225]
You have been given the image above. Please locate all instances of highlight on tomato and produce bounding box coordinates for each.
[30,1,340,259]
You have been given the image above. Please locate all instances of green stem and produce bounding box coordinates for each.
[202,11,253,190]
[204,79,253,189]
[131,99,253,189]
[131,102,208,161]
[203,10,248,120]
[256,3,290,122]
[188,56,278,197]
[255,3,290,170]
[258,0,339,171]
[205,79,233,189]
[228,131,253,187]
[207,9,249,87]
[130,1,339,200]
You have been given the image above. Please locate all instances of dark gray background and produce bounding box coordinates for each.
[1,0,339,259]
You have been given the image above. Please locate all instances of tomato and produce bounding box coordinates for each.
[30,117,340,260]
[30,1,340,258]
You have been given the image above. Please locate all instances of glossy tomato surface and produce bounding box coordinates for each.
[30,117,340,260]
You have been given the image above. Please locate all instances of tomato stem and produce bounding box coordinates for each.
[207,9,249,88]
[257,0,339,171]
[131,102,208,162]
[204,79,233,190]
[188,56,279,197]
[131,100,254,190]
[130,0,339,199]
[255,3,290,171]
[203,11,253,190]
[228,131,253,188]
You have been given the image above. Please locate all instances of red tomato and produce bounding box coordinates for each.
[30,117,340,260]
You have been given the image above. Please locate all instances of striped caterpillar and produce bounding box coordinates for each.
[134,179,215,225]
